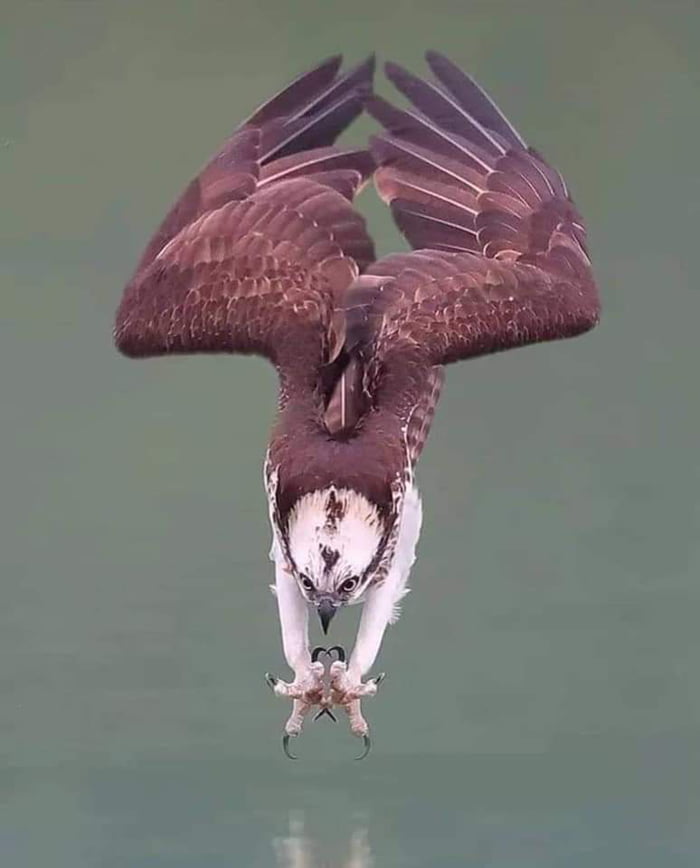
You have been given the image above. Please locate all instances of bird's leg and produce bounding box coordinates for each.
[265,557,325,740]
[331,485,422,751]
[329,575,396,740]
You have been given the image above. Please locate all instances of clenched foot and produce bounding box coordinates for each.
[265,661,325,707]
[328,661,385,706]
[329,661,385,757]
[265,662,327,755]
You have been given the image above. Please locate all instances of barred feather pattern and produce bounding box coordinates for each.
[114,54,600,518]
[404,364,444,467]
[114,56,376,396]
[344,53,599,384]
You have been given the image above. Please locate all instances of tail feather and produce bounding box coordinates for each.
[323,356,368,436]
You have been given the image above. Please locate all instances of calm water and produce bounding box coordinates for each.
[2,1,699,865]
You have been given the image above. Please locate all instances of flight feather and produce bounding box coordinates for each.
[114,56,376,377]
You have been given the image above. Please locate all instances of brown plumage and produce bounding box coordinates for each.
[114,52,600,540]
[114,54,602,747]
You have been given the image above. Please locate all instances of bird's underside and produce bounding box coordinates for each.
[114,52,600,757]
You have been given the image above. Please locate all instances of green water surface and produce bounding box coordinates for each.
[2,1,699,864]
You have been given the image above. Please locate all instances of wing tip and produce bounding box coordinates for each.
[253,53,377,163]
[243,54,348,128]
[311,53,345,76]
[383,59,412,88]
[424,49,460,77]
[345,54,377,106]
[333,52,376,98]
[353,52,377,81]
[364,94,392,125]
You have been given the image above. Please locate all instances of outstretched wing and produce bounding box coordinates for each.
[345,52,599,371]
[114,56,375,377]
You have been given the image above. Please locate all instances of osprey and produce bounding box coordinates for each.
[115,53,600,758]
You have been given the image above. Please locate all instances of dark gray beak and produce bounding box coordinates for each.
[317,598,337,635]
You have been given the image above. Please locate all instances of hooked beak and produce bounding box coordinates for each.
[316,597,337,634]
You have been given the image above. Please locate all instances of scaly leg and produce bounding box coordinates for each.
[265,555,325,750]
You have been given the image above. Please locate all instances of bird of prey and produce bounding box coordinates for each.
[114,53,600,758]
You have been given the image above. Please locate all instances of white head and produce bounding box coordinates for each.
[285,487,387,632]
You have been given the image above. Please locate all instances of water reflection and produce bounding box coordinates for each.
[273,811,373,868]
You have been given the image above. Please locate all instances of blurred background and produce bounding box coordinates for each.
[2,0,699,865]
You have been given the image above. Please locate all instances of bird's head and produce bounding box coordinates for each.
[286,487,387,633]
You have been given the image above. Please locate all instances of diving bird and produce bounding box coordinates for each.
[114,53,600,758]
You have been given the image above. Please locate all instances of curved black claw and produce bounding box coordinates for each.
[311,644,346,664]
[355,734,371,761]
[313,707,337,723]
[327,645,346,663]
[282,734,298,760]
[311,645,327,663]
[265,673,278,691]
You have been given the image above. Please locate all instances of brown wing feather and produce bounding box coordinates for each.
[405,364,444,466]
[114,57,375,382]
[117,179,368,371]
[349,54,599,376]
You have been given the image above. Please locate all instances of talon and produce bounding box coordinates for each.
[355,734,371,761]
[311,646,327,663]
[371,672,385,686]
[282,733,298,760]
[311,645,345,664]
[313,707,337,722]
[327,644,346,663]
[265,673,278,690]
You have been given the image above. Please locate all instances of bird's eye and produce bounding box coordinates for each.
[300,575,314,592]
[340,576,359,594]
